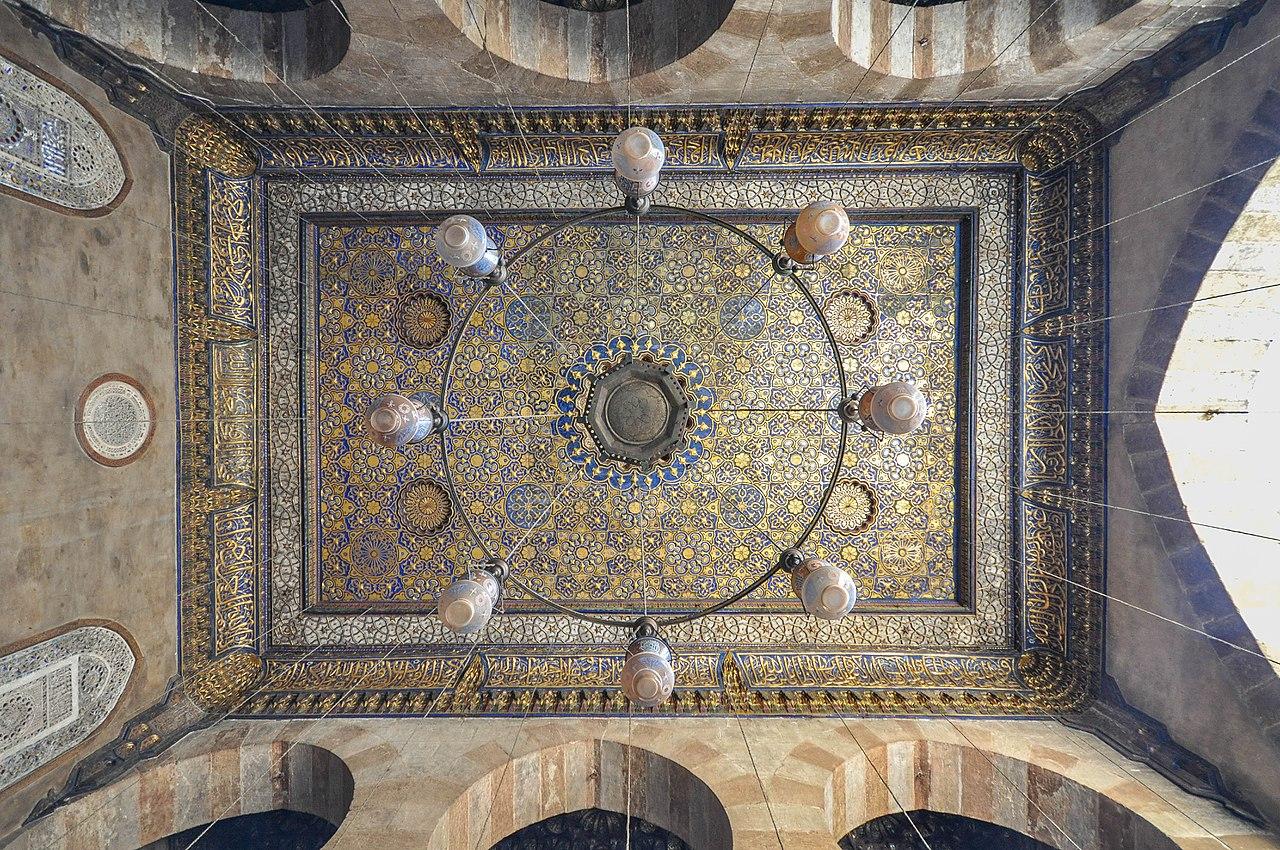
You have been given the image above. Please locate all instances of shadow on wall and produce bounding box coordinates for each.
[842,809,1171,850]
[435,0,735,83]
[25,0,351,83]
[136,810,338,850]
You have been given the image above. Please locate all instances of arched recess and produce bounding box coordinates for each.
[832,0,1176,82]
[0,47,129,214]
[0,622,136,793]
[434,0,736,83]
[491,807,691,849]
[1157,155,1280,674]
[1120,84,1280,746]
[9,739,354,849]
[137,810,339,849]
[426,739,731,850]
[822,737,1260,849]
[843,809,1060,849]
[25,0,349,84]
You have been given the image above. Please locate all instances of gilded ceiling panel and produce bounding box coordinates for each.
[174,106,1105,717]
[312,219,958,610]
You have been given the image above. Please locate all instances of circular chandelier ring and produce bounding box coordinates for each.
[436,203,849,630]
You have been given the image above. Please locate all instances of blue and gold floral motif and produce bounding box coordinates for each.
[719,294,766,340]
[313,219,959,609]
[505,483,552,529]
[554,335,714,492]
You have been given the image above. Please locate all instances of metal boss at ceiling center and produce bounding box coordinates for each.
[587,357,691,468]
[362,125,930,710]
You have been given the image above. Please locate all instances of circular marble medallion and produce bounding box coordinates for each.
[825,289,878,346]
[396,290,451,349]
[826,478,877,534]
[397,478,453,534]
[75,374,156,467]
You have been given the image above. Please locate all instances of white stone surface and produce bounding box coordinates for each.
[0,626,134,790]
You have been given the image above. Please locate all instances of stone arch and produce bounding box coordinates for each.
[832,0,1183,83]
[0,621,137,794]
[750,724,1276,849]
[28,0,350,84]
[842,809,1060,849]
[434,0,736,83]
[0,46,129,215]
[816,735,1278,850]
[9,738,354,849]
[1121,86,1280,733]
[828,738,1181,850]
[425,738,731,850]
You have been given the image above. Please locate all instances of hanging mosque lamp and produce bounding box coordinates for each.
[364,125,929,709]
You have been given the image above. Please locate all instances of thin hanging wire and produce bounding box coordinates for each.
[191,1,415,195]
[942,718,1084,850]
[1022,488,1280,543]
[951,0,1209,181]
[842,0,921,105]
[902,0,1064,147]
[472,695,535,850]
[835,712,933,849]
[363,627,489,794]
[178,634,413,849]
[0,57,395,323]
[2,411,564,429]
[1003,553,1280,667]
[1058,280,1280,331]
[735,714,785,849]
[1055,721,1235,849]
[505,467,574,564]
[1040,155,1278,255]
[625,701,634,850]
[738,0,779,104]
[32,404,1280,432]
[328,0,570,370]
[1058,28,1280,167]
[458,0,551,184]
[42,604,380,849]
[85,43,519,844]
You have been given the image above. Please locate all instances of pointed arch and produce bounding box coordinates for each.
[426,738,731,850]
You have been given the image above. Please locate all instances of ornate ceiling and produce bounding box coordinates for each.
[175,105,1105,717]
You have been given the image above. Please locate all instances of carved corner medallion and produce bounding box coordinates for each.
[175,105,1105,717]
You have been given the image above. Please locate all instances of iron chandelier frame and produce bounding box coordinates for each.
[435,202,852,630]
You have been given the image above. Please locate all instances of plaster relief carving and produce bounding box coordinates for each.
[0,625,135,790]
[74,374,156,467]
[0,49,128,214]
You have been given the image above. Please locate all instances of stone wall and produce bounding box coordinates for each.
[9,718,1276,849]
[20,0,1264,106]
[1107,0,1280,828]
[0,5,176,838]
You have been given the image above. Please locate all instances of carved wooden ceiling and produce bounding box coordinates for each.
[175,104,1105,717]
